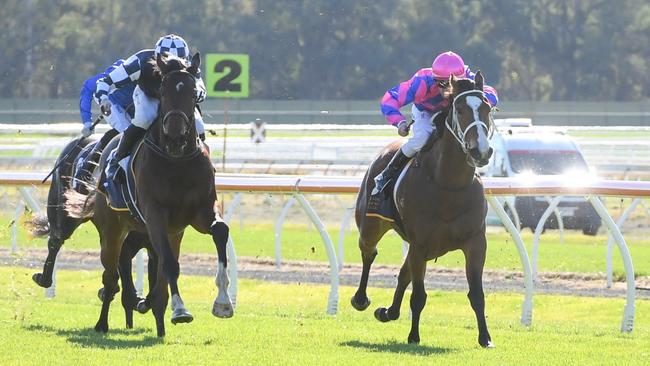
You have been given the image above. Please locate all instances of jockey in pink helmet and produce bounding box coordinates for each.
[372,51,498,195]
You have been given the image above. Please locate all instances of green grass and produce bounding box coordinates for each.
[4,214,650,277]
[0,266,649,365]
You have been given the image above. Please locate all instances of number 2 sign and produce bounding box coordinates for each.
[205,54,249,98]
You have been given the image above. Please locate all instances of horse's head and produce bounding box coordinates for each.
[156,52,201,158]
[444,71,494,168]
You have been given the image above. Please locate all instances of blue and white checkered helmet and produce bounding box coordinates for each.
[154,34,189,60]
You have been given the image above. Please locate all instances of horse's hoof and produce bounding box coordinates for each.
[350,295,370,311]
[171,309,193,325]
[94,321,109,333]
[374,307,392,323]
[407,334,420,344]
[136,299,150,314]
[98,286,119,302]
[481,340,495,349]
[212,301,234,318]
[32,273,52,288]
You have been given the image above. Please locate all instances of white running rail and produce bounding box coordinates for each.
[1,172,649,332]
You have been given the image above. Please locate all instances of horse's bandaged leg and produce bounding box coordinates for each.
[212,262,234,318]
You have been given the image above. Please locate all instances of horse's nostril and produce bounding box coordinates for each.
[487,147,494,159]
[469,147,481,160]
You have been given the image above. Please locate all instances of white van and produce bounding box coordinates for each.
[483,119,601,235]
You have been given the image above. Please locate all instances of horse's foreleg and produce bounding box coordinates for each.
[375,259,411,322]
[210,218,233,318]
[145,210,192,326]
[407,254,427,344]
[150,262,169,337]
[464,236,493,348]
[168,230,193,325]
[192,204,234,319]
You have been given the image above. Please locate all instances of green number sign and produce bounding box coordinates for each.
[205,53,249,98]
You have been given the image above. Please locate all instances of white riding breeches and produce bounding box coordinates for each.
[131,85,160,130]
[401,105,436,158]
[104,99,131,133]
[195,108,205,135]
[130,85,205,134]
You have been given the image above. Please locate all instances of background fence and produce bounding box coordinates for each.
[1,99,650,125]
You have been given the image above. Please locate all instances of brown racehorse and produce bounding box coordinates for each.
[352,72,495,347]
[66,52,233,337]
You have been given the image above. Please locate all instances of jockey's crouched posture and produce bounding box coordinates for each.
[73,59,135,189]
[372,51,499,196]
[97,34,207,181]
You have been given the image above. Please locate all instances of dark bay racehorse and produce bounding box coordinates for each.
[29,129,156,328]
[67,52,233,337]
[352,72,495,347]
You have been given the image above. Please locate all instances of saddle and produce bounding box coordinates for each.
[98,139,146,224]
[365,160,411,233]
[71,140,100,191]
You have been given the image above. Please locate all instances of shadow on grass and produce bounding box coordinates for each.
[24,323,162,349]
[340,339,454,355]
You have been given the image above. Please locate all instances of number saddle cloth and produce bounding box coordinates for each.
[98,139,146,225]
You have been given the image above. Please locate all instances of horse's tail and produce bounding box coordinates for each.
[64,187,96,219]
[25,213,50,237]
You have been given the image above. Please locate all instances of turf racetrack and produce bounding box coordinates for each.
[1,266,650,365]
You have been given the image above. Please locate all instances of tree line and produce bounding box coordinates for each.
[1,0,648,102]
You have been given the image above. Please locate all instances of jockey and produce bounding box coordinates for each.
[372,51,499,195]
[73,59,136,189]
[98,34,207,181]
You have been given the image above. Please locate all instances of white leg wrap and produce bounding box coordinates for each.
[212,262,234,318]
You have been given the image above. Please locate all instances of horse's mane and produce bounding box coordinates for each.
[139,58,162,98]
[419,78,477,153]
[138,54,189,99]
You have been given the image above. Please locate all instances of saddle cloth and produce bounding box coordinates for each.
[98,140,146,224]
[365,160,412,231]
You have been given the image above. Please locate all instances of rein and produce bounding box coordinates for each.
[143,133,203,161]
[445,89,494,153]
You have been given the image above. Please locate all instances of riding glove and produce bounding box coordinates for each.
[81,123,94,138]
[100,97,112,116]
[397,120,410,137]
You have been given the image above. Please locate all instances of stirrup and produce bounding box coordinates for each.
[371,175,390,196]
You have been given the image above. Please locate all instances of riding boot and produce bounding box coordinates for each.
[371,149,410,196]
[73,129,119,190]
[106,125,146,181]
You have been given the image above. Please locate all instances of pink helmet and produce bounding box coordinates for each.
[431,51,466,79]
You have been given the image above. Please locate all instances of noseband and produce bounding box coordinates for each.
[445,89,494,153]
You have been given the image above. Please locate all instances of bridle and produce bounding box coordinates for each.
[145,68,202,161]
[445,89,494,153]
[160,68,197,131]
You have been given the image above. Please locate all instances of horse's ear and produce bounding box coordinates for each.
[189,52,201,76]
[156,53,167,74]
[475,70,484,90]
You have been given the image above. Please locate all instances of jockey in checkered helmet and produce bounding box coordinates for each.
[100,33,208,182]
[154,34,190,61]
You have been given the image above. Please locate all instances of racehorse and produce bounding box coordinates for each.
[66,52,233,337]
[351,72,495,347]
[29,129,157,329]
